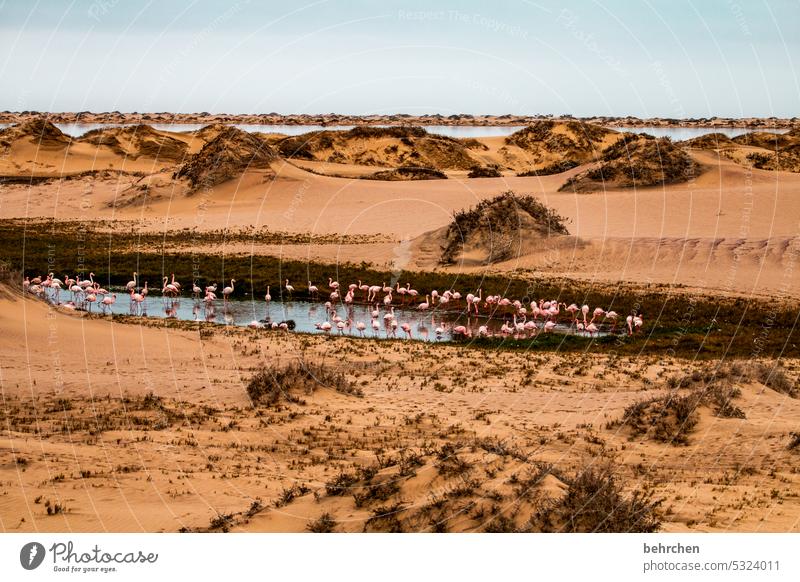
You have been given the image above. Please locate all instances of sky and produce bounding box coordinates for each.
[0,0,798,117]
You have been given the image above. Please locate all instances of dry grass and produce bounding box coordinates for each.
[246,357,362,406]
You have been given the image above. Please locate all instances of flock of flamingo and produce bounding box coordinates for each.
[22,271,645,340]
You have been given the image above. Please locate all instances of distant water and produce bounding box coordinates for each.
[615,126,789,140]
[0,122,790,141]
[37,287,608,342]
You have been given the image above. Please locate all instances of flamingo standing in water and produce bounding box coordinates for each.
[285,279,294,298]
[452,325,470,337]
[581,304,590,325]
[371,319,380,335]
[307,281,319,299]
[101,293,117,314]
[222,279,236,303]
[396,282,408,305]
[466,289,482,315]
[328,278,339,291]
[417,295,430,311]
[264,286,271,304]
[355,321,366,336]
[406,284,419,304]
[162,277,179,297]
[192,281,203,299]
[85,291,97,312]
[126,272,137,292]
[358,280,370,301]
[130,289,145,314]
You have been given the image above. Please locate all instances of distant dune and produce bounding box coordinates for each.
[562,134,700,192]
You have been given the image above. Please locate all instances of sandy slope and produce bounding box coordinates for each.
[1,288,798,532]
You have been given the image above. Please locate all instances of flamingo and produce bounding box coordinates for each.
[417,295,430,310]
[358,280,370,301]
[320,321,332,334]
[581,304,590,325]
[368,284,382,303]
[586,322,599,337]
[192,281,202,298]
[130,289,144,313]
[222,279,235,302]
[264,286,271,303]
[371,319,380,335]
[336,321,346,334]
[307,281,319,298]
[85,291,97,312]
[162,277,179,297]
[566,303,579,323]
[452,325,469,337]
[466,289,482,315]
[400,322,412,339]
[170,274,181,292]
[285,279,294,297]
[353,321,366,336]
[626,315,634,335]
[406,283,419,303]
[383,290,393,306]
[328,278,339,291]
[101,293,117,314]
[544,321,556,333]
[396,282,408,304]
[633,314,644,332]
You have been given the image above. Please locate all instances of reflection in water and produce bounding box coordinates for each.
[37,287,619,342]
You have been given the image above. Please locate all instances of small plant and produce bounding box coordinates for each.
[247,356,361,406]
[306,512,337,533]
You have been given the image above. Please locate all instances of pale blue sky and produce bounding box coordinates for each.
[0,0,797,117]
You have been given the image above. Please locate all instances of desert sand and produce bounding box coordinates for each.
[1,288,798,532]
[2,118,800,533]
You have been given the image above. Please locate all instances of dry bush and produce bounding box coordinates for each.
[306,513,337,533]
[753,363,797,398]
[440,191,569,264]
[246,357,361,406]
[533,463,662,533]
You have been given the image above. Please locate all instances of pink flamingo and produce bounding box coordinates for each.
[307,281,319,298]
[417,295,430,310]
[126,272,138,292]
[396,282,408,304]
[466,289,482,315]
[222,279,235,303]
[101,293,117,314]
